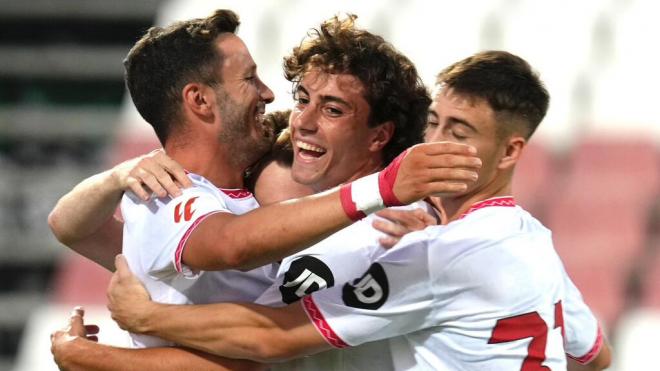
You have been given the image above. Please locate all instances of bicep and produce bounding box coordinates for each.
[68,214,123,271]
[182,211,238,271]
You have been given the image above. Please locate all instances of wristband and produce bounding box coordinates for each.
[340,172,384,221]
[378,148,408,207]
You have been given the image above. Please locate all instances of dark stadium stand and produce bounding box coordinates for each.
[0,0,160,367]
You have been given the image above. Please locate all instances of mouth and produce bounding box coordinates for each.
[295,140,327,159]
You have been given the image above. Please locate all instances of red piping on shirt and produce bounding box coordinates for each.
[174,211,222,273]
[568,324,604,365]
[302,296,349,349]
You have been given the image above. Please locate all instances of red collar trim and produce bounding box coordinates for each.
[459,196,515,219]
[220,189,253,199]
[184,170,252,199]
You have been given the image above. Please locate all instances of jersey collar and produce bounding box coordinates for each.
[459,196,516,219]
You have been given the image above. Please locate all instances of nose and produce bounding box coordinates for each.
[424,126,445,143]
[291,103,318,134]
[258,78,274,104]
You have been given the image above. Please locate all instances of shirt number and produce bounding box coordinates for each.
[488,301,564,370]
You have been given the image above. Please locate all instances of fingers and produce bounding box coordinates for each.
[378,236,400,249]
[68,306,86,336]
[372,218,409,238]
[373,208,437,249]
[418,141,477,156]
[412,208,438,226]
[122,150,192,201]
[153,151,192,189]
[114,254,132,279]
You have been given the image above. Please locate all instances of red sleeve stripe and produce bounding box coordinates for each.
[302,296,349,349]
[568,324,604,364]
[174,211,222,273]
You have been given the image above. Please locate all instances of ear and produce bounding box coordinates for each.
[497,135,526,170]
[368,121,395,152]
[182,83,215,120]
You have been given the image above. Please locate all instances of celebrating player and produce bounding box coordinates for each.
[102,51,612,370]
[48,11,479,370]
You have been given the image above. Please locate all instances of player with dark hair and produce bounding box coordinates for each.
[48,11,480,370]
[103,51,611,371]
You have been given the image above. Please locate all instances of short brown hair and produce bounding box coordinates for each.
[436,50,549,139]
[124,9,240,144]
[283,15,430,165]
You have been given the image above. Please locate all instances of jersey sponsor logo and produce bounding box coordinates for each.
[342,263,389,310]
[279,256,334,304]
[174,197,198,223]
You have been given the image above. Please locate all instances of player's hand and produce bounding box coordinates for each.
[373,208,438,248]
[385,142,481,204]
[111,149,192,201]
[50,307,100,369]
[107,255,154,333]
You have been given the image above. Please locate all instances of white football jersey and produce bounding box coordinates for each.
[258,202,435,371]
[303,197,603,370]
[121,173,276,348]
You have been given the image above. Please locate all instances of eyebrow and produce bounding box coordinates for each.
[296,85,353,108]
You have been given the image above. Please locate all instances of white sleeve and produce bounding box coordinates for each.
[301,234,435,348]
[562,271,604,364]
[123,184,231,280]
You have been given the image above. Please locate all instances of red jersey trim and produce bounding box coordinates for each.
[183,170,253,199]
[568,324,604,364]
[174,211,223,273]
[460,196,516,219]
[219,189,253,199]
[302,296,349,349]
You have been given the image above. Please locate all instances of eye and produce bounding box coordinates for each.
[324,106,343,117]
[452,131,467,140]
[293,91,309,106]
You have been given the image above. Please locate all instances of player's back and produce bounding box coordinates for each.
[404,202,569,369]
[121,173,275,348]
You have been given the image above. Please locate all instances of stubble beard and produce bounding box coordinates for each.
[216,88,273,170]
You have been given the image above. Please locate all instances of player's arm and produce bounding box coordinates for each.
[48,150,191,270]
[106,255,330,362]
[53,340,266,371]
[183,142,480,271]
[109,236,435,362]
[567,343,612,371]
[125,300,328,362]
[561,265,612,370]
[50,308,266,371]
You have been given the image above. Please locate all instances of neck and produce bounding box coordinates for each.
[164,138,246,189]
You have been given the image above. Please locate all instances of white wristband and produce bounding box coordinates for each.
[340,172,385,221]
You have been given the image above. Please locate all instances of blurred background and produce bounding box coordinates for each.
[1,0,658,369]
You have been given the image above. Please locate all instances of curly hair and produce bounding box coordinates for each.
[124,9,240,144]
[283,15,430,165]
[436,50,549,139]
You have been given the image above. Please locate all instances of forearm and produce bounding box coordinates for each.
[136,301,327,362]
[190,189,353,271]
[54,337,265,371]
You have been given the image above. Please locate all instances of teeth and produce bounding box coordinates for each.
[296,140,326,153]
